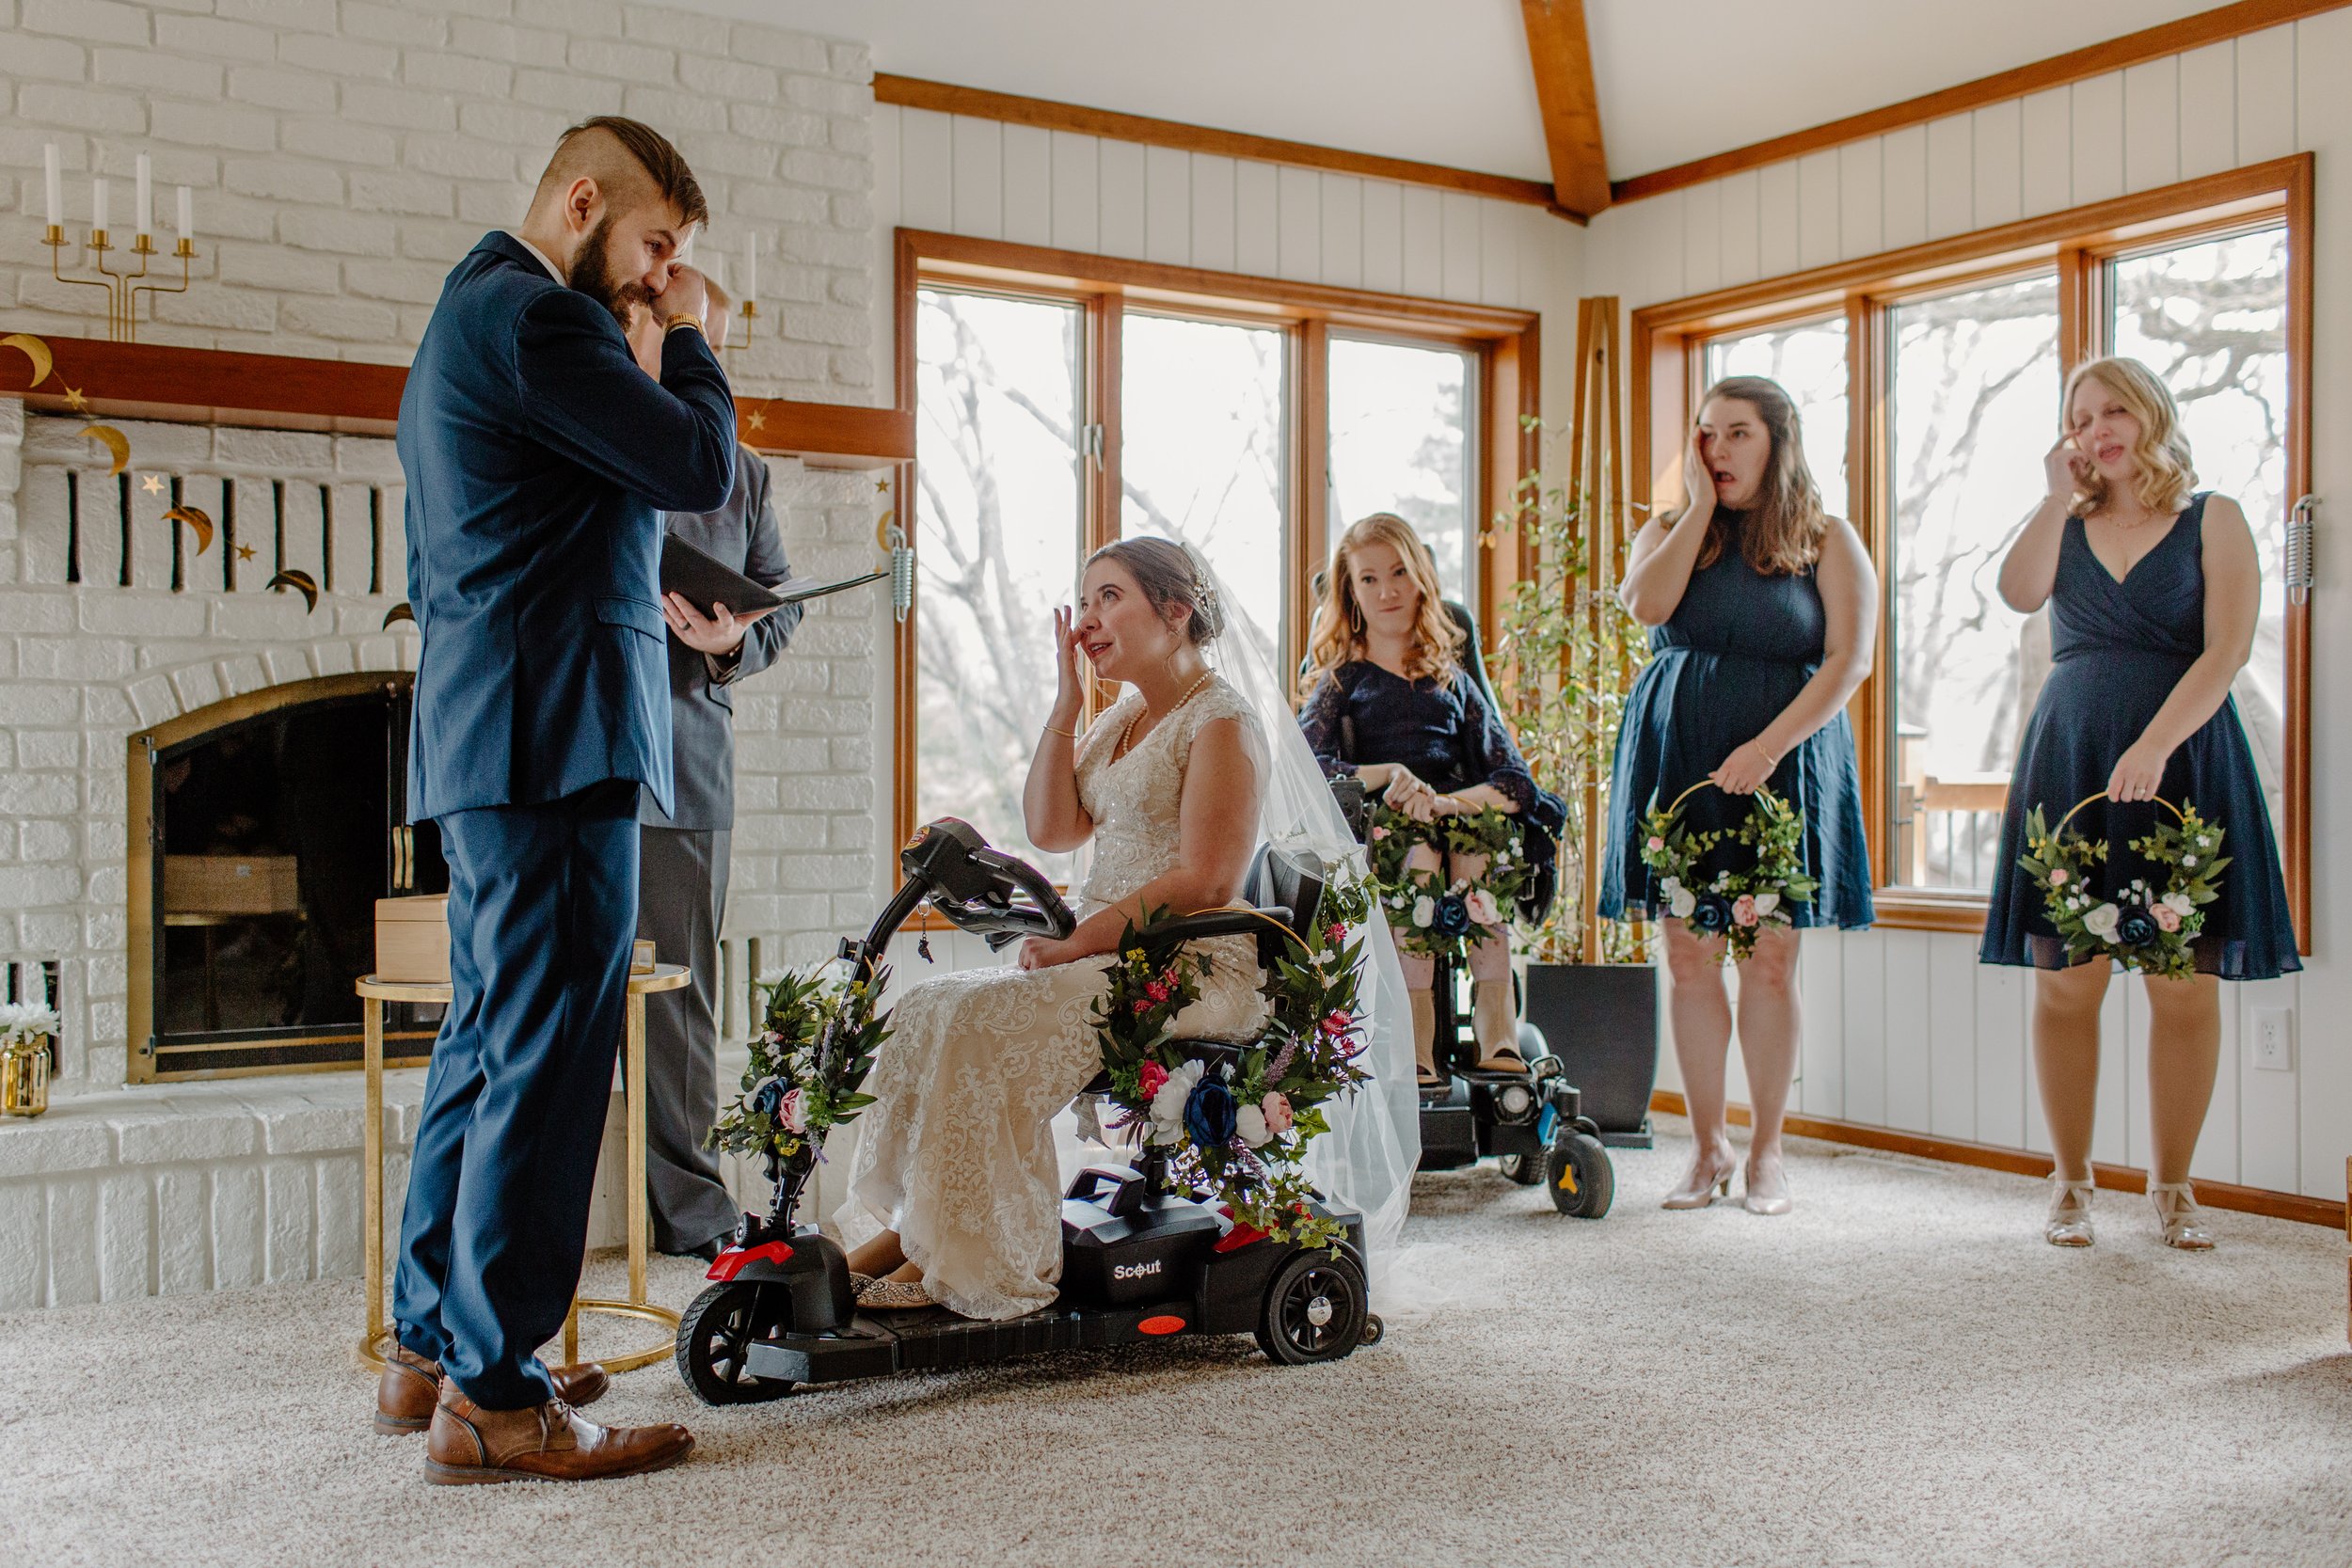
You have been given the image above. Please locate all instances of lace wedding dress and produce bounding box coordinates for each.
[839,676,1271,1320]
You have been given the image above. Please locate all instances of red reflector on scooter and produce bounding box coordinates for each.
[1138,1314,1187,1336]
[705,1240,793,1281]
[1213,1222,1268,1254]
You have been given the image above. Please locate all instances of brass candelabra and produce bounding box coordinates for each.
[45,222,199,344]
[716,296,760,366]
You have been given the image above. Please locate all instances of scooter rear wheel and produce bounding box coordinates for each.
[1254,1251,1369,1366]
[1497,1151,1546,1185]
[676,1281,797,1405]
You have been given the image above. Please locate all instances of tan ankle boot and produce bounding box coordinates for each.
[374,1345,610,1435]
[1408,989,1439,1083]
[1471,978,1523,1069]
[424,1383,692,1484]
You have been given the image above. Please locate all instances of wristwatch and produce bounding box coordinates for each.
[662,313,705,336]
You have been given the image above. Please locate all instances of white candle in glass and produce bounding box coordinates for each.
[91,176,108,235]
[177,185,193,245]
[135,152,151,237]
[43,144,61,230]
[743,234,757,304]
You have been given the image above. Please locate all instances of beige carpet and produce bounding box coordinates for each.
[5,1120,2348,1568]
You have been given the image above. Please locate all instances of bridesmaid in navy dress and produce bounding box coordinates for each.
[1604,376,1877,1216]
[1982,356,2296,1253]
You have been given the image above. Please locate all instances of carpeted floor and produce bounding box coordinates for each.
[5,1119,2348,1568]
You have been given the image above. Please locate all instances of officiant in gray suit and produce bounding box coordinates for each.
[626,285,801,1258]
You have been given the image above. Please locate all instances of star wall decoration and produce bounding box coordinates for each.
[140,473,165,496]
[235,545,257,562]
[62,386,87,413]
[745,406,767,432]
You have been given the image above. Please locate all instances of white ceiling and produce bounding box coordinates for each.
[656,0,2225,183]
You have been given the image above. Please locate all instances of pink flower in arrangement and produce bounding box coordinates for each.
[2153,904,2181,932]
[1371,825,1389,840]
[1732,895,1757,927]
[1646,836,1665,852]
[776,1088,808,1134]
[2050,868,2070,886]
[1145,979,1171,1004]
[1262,1092,1295,1135]
[1138,1061,1169,1099]
[1320,1008,1353,1037]
[1327,923,1347,943]
[1132,1000,1151,1015]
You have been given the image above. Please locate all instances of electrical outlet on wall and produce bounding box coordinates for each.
[2252,1006,2294,1072]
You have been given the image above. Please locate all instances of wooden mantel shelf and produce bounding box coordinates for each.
[0,334,913,467]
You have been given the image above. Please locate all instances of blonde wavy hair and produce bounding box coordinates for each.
[1675,375,1829,578]
[1304,513,1464,688]
[2064,356,2198,518]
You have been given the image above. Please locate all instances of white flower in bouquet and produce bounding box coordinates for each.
[1234,1103,1272,1148]
[1149,1059,1204,1144]
[1464,889,1500,927]
[1660,876,1682,897]
[1752,892,1780,919]
[1669,886,1697,918]
[1410,895,1436,928]
[0,1002,60,1047]
[2083,903,2122,941]
[2163,891,2194,917]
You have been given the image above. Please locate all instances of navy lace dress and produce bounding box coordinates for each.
[1300,661,1567,848]
[1980,495,2297,977]
[1600,516,1874,928]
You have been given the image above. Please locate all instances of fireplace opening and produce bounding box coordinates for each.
[130,673,448,1082]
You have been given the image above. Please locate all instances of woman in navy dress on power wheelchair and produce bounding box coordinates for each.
[1298,512,1565,1087]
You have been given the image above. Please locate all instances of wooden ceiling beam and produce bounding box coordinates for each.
[1520,0,1612,219]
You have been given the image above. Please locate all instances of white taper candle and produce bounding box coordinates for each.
[178,185,193,243]
[91,175,108,234]
[743,233,757,304]
[135,152,151,237]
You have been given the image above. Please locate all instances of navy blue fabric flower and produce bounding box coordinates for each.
[1433,894,1473,938]
[1692,894,1735,934]
[1184,1078,1238,1149]
[2116,907,2160,946]
[749,1076,789,1119]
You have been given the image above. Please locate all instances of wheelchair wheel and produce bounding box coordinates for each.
[1254,1251,1368,1366]
[1497,1151,1546,1185]
[676,1281,798,1405]
[1546,1132,1614,1219]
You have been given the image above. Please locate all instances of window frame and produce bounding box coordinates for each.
[892,228,1540,870]
[1630,155,2313,942]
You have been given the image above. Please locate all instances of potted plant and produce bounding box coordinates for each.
[1486,419,1658,1146]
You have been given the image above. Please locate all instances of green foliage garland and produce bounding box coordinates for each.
[1637,784,1819,964]
[2019,796,2227,981]
[707,966,892,1164]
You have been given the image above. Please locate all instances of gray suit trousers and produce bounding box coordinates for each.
[635,825,739,1253]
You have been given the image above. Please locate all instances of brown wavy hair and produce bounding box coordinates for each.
[2063,356,2198,518]
[1676,375,1830,577]
[1304,513,1464,688]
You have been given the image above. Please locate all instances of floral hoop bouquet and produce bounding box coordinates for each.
[708,965,892,1187]
[1090,872,1377,1250]
[1638,783,1819,963]
[1366,802,1528,962]
[2019,793,2227,981]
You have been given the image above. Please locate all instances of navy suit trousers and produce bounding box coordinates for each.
[392,781,639,1408]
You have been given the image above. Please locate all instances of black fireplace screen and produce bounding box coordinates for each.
[133,673,448,1080]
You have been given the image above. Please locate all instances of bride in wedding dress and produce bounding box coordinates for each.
[840,537,1279,1319]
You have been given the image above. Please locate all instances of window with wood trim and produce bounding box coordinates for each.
[894,230,1540,865]
[1631,157,2312,942]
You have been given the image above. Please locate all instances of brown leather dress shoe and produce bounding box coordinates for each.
[424,1388,692,1485]
[373,1346,612,1435]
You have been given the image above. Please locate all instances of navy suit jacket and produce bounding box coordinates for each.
[399,232,736,822]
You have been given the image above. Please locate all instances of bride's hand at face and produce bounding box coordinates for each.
[1049,607,1088,726]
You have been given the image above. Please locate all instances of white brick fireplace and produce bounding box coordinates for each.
[0,0,893,1308]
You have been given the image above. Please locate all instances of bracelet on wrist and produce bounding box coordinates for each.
[1041,721,1078,739]
[1751,739,1782,768]
[663,314,705,337]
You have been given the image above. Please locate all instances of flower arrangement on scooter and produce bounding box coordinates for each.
[707,966,893,1181]
[1365,802,1528,963]
[1639,783,1818,964]
[1092,872,1377,1251]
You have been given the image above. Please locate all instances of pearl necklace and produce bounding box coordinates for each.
[1115,669,1215,761]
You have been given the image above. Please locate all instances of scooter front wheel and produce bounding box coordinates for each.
[676,1281,797,1405]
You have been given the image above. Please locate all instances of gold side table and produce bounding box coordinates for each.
[355,962,693,1376]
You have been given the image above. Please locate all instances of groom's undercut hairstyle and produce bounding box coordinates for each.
[532,116,709,230]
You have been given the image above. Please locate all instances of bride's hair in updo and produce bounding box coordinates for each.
[1085,536,1224,645]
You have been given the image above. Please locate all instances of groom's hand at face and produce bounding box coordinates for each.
[661,590,773,655]
[652,263,710,331]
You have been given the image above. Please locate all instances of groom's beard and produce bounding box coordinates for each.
[566,216,651,331]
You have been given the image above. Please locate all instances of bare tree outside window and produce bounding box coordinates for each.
[1329,339,1475,604]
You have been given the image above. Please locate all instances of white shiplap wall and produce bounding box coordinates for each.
[1584,18,2352,1201]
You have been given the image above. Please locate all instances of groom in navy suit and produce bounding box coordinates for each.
[381,116,734,1484]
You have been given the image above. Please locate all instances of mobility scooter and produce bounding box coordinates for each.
[1319,593,1613,1219]
[675,818,1382,1405]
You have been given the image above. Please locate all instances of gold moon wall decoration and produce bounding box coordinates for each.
[163,504,215,555]
[1,333,56,389]
[382,602,415,629]
[265,568,320,611]
[77,422,131,475]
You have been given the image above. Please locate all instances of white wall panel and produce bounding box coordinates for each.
[2071,73,2126,204]
[1401,185,1443,297]
[2177,40,2238,179]
[1842,930,1888,1127]
[1440,191,1484,302]
[1002,124,1054,247]
[1972,101,2024,229]
[1837,139,1883,262]
[1361,180,1405,294]
[2238,24,2296,165]
[1880,125,1929,251]
[1049,131,1100,253]
[1683,178,1724,294]
[2122,57,2183,193]
[2020,88,2074,216]
[1324,175,1367,292]
[1188,154,1236,273]
[1798,931,1844,1118]
[1717,169,1761,287]
[1797,150,1841,270]
[1756,161,1800,278]
[1926,931,1978,1140]
[1144,145,1190,264]
[1279,166,1324,282]
[1925,114,1975,239]
[2238,976,2301,1191]
[949,115,1003,240]
[1476,196,1516,305]
[1234,161,1279,277]
[1975,960,2028,1149]
[1098,140,1148,258]
[898,107,953,231]
[1883,929,1932,1131]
